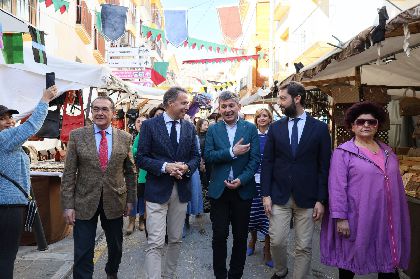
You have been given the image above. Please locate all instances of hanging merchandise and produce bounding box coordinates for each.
[183,54,260,64]
[35,107,61,138]
[101,4,128,41]
[151,61,169,86]
[95,11,102,34]
[141,25,165,43]
[28,26,47,64]
[164,10,188,47]
[217,6,243,42]
[1,33,24,64]
[39,0,69,14]
[60,91,85,143]
[0,23,3,49]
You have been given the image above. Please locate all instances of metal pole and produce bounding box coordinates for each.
[30,189,48,251]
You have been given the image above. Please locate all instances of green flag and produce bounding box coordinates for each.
[2,33,24,64]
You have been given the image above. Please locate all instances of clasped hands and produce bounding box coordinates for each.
[165,162,189,179]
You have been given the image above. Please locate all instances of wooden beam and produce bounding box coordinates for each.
[302,76,356,87]
[269,103,282,118]
[355,66,361,88]
[137,99,149,110]
[362,85,420,91]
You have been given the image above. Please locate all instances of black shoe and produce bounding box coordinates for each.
[106,273,118,279]
[271,269,288,279]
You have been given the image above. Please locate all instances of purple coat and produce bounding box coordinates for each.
[320,139,410,274]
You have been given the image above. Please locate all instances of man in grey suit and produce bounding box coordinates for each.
[137,87,200,279]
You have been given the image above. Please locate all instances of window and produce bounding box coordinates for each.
[0,0,13,13]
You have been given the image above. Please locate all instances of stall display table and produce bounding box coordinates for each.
[21,161,70,245]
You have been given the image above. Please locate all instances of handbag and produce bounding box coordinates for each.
[35,107,61,138]
[400,89,420,116]
[0,172,38,232]
[60,92,85,143]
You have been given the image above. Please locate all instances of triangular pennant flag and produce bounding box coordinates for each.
[151,61,169,86]
[0,24,3,49]
[2,33,24,64]
[52,0,69,13]
[101,4,128,41]
[29,26,47,64]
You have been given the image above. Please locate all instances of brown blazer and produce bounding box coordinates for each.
[61,125,136,220]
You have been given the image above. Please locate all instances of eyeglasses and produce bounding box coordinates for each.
[92,106,111,113]
[354,118,378,126]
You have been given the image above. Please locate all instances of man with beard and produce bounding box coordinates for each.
[204,91,260,279]
[261,82,331,279]
[137,87,200,279]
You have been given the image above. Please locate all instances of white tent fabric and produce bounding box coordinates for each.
[0,44,112,118]
[0,8,29,32]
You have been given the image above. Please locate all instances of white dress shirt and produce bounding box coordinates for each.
[287,111,307,145]
[161,112,181,173]
[224,118,239,180]
[94,124,113,160]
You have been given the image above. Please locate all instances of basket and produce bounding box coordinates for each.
[400,89,420,116]
[330,86,360,104]
[362,87,391,104]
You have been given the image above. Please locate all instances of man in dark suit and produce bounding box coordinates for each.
[137,87,200,279]
[204,91,260,279]
[261,81,331,279]
[61,96,137,279]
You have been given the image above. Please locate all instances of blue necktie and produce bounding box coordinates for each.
[291,118,300,157]
[170,121,178,150]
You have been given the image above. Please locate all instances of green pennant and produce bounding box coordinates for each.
[2,33,24,64]
[141,25,166,44]
[96,11,102,34]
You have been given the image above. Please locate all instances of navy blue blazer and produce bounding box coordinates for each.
[136,115,200,204]
[261,115,331,208]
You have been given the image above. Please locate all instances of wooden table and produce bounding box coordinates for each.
[21,173,71,245]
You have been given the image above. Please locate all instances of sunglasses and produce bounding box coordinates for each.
[354,118,378,126]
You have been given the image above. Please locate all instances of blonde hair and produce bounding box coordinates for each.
[254,108,273,127]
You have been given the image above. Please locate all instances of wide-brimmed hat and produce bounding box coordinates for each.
[0,105,19,116]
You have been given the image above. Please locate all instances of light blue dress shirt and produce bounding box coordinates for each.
[287,111,307,145]
[94,124,113,160]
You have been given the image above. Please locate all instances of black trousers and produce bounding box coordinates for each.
[73,199,123,279]
[339,268,400,279]
[0,206,25,279]
[210,189,252,279]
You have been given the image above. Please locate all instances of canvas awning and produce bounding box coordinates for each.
[0,8,30,32]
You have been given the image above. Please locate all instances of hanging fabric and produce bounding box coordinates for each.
[164,10,188,47]
[60,91,85,143]
[1,33,24,64]
[28,26,47,64]
[101,4,128,41]
[217,6,243,41]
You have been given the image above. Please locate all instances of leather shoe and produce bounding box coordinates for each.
[271,269,288,279]
[107,273,118,279]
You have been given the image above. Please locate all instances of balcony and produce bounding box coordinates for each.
[93,28,106,64]
[75,0,92,44]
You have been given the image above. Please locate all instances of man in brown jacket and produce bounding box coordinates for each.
[61,96,136,279]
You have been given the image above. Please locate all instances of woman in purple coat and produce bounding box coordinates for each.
[320,102,410,279]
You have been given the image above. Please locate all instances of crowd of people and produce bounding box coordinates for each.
[0,82,411,279]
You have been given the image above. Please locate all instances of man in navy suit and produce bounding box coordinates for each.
[204,91,260,279]
[261,82,331,279]
[137,87,200,279]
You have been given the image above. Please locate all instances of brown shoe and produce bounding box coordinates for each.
[126,216,136,235]
[138,215,145,231]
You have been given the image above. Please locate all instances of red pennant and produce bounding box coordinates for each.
[192,43,196,49]
[60,5,66,14]
[224,47,227,53]
[156,33,161,41]
[184,41,188,47]
[209,46,213,51]
[200,45,204,49]
[147,31,152,39]
[45,0,53,7]
[216,47,220,53]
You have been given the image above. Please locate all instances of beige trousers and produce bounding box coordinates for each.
[144,185,187,279]
[269,197,315,279]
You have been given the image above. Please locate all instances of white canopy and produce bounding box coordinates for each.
[0,44,113,118]
[0,8,29,32]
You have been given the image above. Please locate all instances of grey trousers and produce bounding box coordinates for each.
[144,185,187,279]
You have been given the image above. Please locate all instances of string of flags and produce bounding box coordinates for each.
[39,0,69,14]
[182,54,261,64]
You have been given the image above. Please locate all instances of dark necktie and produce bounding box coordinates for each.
[291,118,300,157]
[170,121,178,150]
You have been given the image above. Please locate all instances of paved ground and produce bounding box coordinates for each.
[93,214,380,279]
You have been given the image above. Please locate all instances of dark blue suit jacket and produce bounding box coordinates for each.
[204,119,260,200]
[261,115,331,208]
[136,115,200,204]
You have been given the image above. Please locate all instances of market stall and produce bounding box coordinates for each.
[275,4,420,277]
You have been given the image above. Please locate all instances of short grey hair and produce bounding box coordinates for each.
[218,91,239,104]
[163,87,187,108]
[92,96,115,110]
